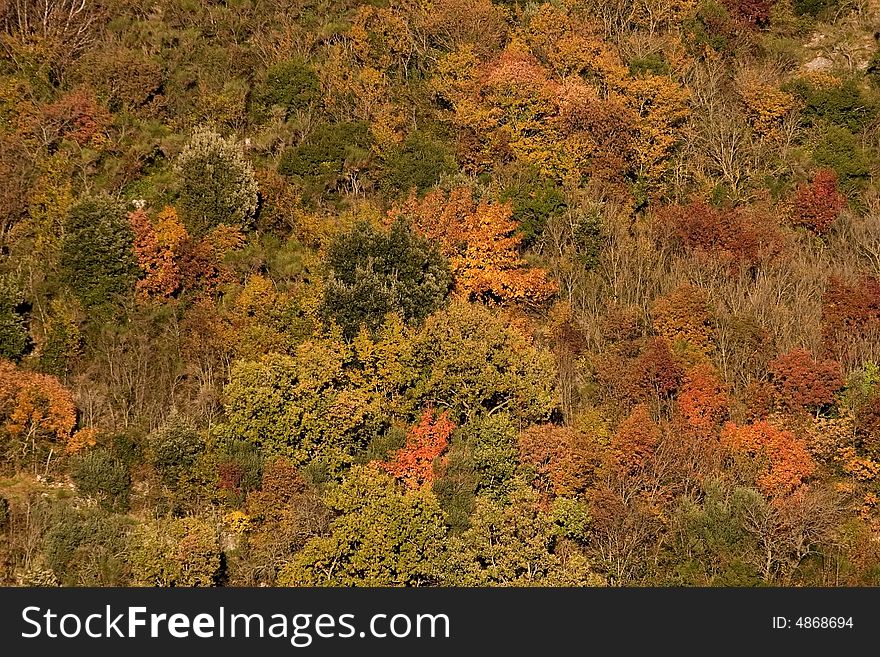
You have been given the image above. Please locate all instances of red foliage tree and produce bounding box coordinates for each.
[822,276,880,362]
[721,421,815,496]
[381,409,455,490]
[767,348,843,413]
[855,392,880,455]
[724,0,773,26]
[38,87,110,147]
[635,337,685,401]
[659,201,783,268]
[793,169,846,235]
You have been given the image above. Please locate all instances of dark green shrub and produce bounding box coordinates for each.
[360,425,407,463]
[278,121,373,197]
[793,0,838,16]
[628,53,671,77]
[59,195,138,309]
[321,219,451,338]
[379,130,456,197]
[868,50,880,87]
[70,447,132,511]
[433,443,478,532]
[788,78,877,133]
[0,276,27,359]
[812,125,871,190]
[149,413,204,489]
[498,167,566,247]
[112,430,146,468]
[43,505,132,586]
[250,59,320,121]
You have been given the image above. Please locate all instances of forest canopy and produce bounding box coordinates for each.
[0,0,879,587]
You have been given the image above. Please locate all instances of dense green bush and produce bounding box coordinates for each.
[321,219,451,338]
[0,276,27,359]
[789,78,878,133]
[793,0,838,16]
[250,59,320,121]
[498,167,566,247]
[70,447,132,511]
[812,125,871,190]
[174,125,259,236]
[379,130,456,197]
[129,516,221,587]
[149,414,205,489]
[43,505,132,586]
[278,121,373,197]
[59,195,138,309]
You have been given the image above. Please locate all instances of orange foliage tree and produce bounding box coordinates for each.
[129,204,244,302]
[129,206,189,299]
[721,421,816,496]
[518,424,603,498]
[676,364,730,438]
[380,409,455,490]
[651,284,715,359]
[392,187,556,305]
[0,358,86,468]
[611,404,662,473]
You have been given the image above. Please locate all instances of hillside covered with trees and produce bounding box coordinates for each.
[1,0,880,587]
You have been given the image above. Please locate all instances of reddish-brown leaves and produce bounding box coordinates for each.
[768,348,843,413]
[793,170,846,235]
[659,201,784,268]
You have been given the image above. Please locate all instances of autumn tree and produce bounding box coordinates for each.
[128,206,188,300]
[658,202,783,268]
[381,408,454,490]
[652,284,715,359]
[518,424,604,498]
[444,487,602,586]
[129,516,221,587]
[0,358,80,470]
[721,421,816,496]
[676,364,730,438]
[792,169,846,235]
[611,404,662,474]
[277,465,449,586]
[409,301,557,424]
[230,458,331,586]
[822,276,880,365]
[767,348,843,414]
[393,187,556,305]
